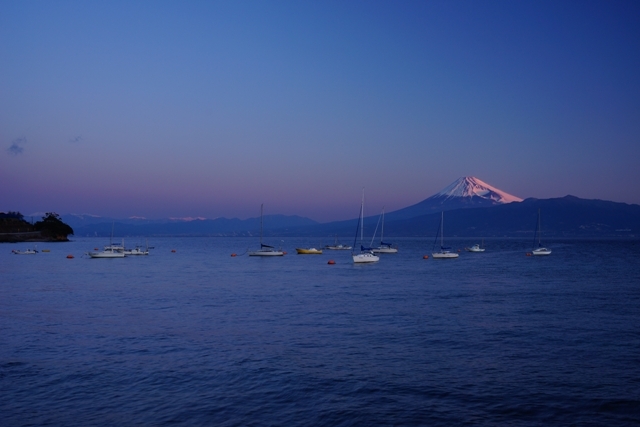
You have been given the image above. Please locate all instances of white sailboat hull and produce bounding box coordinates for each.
[372,247,398,253]
[249,249,284,256]
[432,251,459,259]
[532,248,552,256]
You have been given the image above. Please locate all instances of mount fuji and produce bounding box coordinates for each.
[385,176,522,221]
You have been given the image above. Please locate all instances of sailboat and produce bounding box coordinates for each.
[531,209,551,256]
[371,208,398,253]
[249,204,284,256]
[432,212,459,259]
[352,189,379,263]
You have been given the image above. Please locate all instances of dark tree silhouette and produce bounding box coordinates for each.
[34,213,74,239]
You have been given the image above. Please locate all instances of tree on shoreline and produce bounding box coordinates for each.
[34,213,74,240]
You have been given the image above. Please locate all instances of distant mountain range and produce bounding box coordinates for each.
[62,177,640,238]
[64,214,319,237]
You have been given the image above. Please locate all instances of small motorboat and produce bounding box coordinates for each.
[295,248,323,254]
[465,244,485,252]
[12,248,38,255]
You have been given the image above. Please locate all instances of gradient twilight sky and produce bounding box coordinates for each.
[1,0,639,222]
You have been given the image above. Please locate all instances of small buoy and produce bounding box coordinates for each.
[458,249,461,252]
[67,254,74,259]
[282,251,287,255]
[526,252,531,257]
[423,255,429,259]
[328,260,335,265]
[231,253,237,257]
[94,248,99,251]
[171,249,176,253]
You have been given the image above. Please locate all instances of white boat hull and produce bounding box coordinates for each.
[465,245,485,252]
[124,249,149,255]
[532,248,552,256]
[88,251,125,258]
[432,251,459,259]
[353,252,379,263]
[249,250,284,256]
[372,247,398,254]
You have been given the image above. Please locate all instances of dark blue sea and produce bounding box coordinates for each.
[2,237,640,426]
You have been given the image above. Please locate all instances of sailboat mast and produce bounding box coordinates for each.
[381,208,385,244]
[260,204,264,246]
[441,212,444,248]
[537,208,541,246]
[360,189,364,244]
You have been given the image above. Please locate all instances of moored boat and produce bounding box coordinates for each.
[432,212,458,259]
[352,189,379,264]
[249,204,284,257]
[295,248,323,254]
[530,209,551,256]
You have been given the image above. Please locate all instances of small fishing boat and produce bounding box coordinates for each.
[88,225,125,258]
[124,240,150,255]
[12,248,38,255]
[295,248,323,254]
[465,242,485,252]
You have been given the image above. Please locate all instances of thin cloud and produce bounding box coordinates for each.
[7,137,26,155]
[69,135,83,143]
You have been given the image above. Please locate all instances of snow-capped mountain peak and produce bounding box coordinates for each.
[434,176,522,203]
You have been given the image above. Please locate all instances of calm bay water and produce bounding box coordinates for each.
[2,237,640,426]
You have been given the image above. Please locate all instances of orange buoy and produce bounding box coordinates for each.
[171,249,176,253]
[231,253,237,257]
[423,255,429,259]
[282,251,287,255]
[328,260,336,265]
[526,252,531,256]
[94,248,99,251]
[67,254,74,259]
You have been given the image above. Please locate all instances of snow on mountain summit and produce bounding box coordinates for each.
[435,176,522,203]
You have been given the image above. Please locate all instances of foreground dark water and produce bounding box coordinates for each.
[2,237,640,426]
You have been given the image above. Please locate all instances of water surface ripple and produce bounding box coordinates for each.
[2,237,639,426]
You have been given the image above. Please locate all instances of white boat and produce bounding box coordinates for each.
[432,212,459,259]
[12,248,38,255]
[124,246,149,256]
[325,235,352,250]
[531,209,551,256]
[89,226,125,258]
[124,240,150,255]
[371,208,398,254]
[88,248,125,258]
[352,189,379,264]
[249,204,284,257]
[465,242,485,252]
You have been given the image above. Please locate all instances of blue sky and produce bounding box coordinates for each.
[1,0,639,222]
